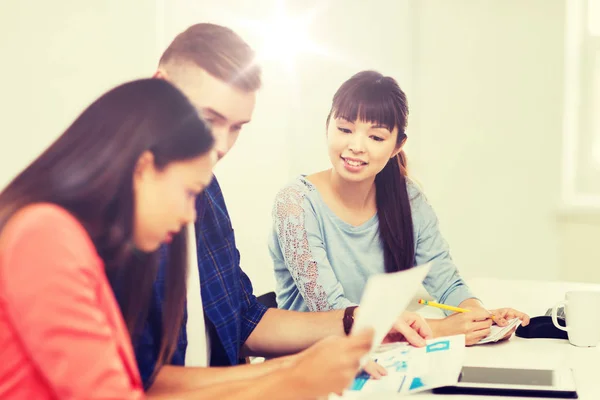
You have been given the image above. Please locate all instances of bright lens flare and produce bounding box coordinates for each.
[237,2,325,73]
[256,17,313,65]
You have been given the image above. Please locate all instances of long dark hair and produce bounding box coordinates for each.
[327,70,414,273]
[0,78,214,374]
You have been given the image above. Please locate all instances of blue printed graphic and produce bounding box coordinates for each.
[350,371,371,391]
[426,340,450,353]
[409,377,425,390]
[382,359,408,373]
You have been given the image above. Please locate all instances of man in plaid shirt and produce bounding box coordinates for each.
[133,23,431,397]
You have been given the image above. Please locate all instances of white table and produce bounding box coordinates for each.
[355,278,600,399]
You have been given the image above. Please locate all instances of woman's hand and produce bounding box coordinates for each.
[456,299,530,342]
[429,308,493,346]
[488,307,530,327]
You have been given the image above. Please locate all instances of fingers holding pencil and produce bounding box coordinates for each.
[418,299,495,320]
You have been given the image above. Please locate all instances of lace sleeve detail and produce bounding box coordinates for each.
[273,184,335,312]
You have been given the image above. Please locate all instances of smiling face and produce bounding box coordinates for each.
[327,117,402,183]
[325,71,409,185]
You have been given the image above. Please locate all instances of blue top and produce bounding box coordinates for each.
[269,175,475,313]
[134,177,268,388]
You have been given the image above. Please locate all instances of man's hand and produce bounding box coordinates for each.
[346,311,432,381]
[383,311,432,347]
[289,328,374,397]
[362,360,388,380]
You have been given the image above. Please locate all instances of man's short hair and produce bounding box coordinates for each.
[159,23,261,92]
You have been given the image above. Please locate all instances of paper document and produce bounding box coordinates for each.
[350,263,432,353]
[331,335,466,398]
[476,318,521,345]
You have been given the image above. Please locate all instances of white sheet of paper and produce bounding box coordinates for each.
[475,318,522,344]
[350,335,466,395]
[351,263,432,353]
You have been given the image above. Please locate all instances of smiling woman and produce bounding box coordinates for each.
[324,71,412,273]
[268,70,530,347]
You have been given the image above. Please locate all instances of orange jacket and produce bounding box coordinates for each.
[0,203,144,399]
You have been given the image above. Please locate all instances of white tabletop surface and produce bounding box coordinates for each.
[349,278,600,399]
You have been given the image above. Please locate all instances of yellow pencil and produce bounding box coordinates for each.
[417,299,495,319]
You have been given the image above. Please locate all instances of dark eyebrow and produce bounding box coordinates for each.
[371,124,392,133]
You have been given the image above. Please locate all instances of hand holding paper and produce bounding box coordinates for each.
[349,335,466,395]
[381,311,432,347]
[350,263,432,355]
[489,307,531,327]
[476,318,522,344]
[418,300,526,345]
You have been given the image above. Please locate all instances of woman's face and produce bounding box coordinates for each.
[132,150,216,251]
[327,116,402,183]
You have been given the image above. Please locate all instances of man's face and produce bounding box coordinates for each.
[164,68,257,161]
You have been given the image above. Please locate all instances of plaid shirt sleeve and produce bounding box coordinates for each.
[203,179,267,351]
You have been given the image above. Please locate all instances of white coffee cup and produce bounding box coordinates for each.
[551,290,600,347]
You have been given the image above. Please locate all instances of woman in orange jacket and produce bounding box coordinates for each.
[0,78,216,399]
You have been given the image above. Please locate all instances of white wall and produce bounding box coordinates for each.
[0,0,158,189]
[408,0,565,282]
[3,0,598,298]
[409,0,600,286]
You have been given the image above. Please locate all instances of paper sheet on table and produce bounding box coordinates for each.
[330,335,466,399]
[475,318,521,344]
[350,263,431,354]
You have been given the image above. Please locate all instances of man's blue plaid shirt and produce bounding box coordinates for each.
[134,177,268,388]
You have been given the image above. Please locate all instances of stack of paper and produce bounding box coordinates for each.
[476,318,522,345]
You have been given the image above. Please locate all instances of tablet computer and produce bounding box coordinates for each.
[432,366,578,398]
